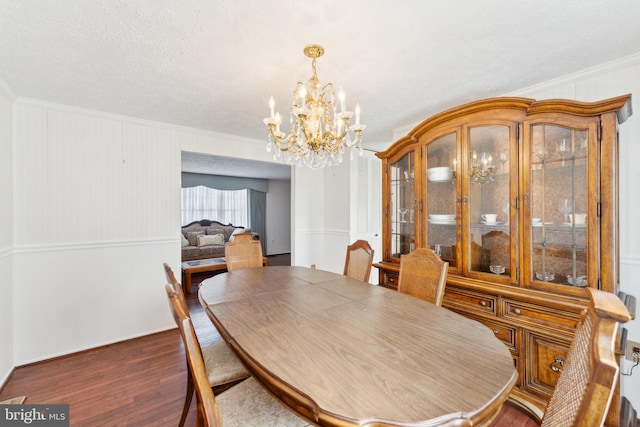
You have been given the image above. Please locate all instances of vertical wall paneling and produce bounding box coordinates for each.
[46,109,123,243]
[10,100,279,364]
[13,104,48,245]
[122,123,181,240]
[0,85,14,385]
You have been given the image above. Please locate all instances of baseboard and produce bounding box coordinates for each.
[0,367,16,395]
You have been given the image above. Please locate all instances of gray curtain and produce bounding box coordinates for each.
[249,189,267,254]
[182,172,268,192]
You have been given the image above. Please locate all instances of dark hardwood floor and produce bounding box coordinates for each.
[0,253,536,426]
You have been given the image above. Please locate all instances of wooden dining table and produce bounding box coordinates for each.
[198,266,518,426]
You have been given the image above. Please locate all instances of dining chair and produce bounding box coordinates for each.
[224,235,263,272]
[165,285,310,427]
[536,287,631,427]
[491,288,632,427]
[162,263,250,427]
[398,248,448,305]
[343,239,375,282]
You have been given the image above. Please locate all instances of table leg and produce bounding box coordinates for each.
[183,270,192,294]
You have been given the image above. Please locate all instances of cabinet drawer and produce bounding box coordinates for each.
[501,299,580,332]
[443,286,497,316]
[522,330,571,400]
[380,270,399,290]
[466,314,518,355]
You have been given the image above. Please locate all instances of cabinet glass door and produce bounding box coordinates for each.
[390,151,415,259]
[466,125,513,280]
[528,124,590,288]
[425,132,458,269]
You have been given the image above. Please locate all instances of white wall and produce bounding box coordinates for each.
[0,79,14,385]
[265,179,291,255]
[10,98,288,365]
[292,165,324,268]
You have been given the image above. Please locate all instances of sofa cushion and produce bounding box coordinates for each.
[183,245,225,260]
[197,233,225,247]
[181,233,189,247]
[206,228,226,237]
[223,226,242,242]
[186,231,204,246]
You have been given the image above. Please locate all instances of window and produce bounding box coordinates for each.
[181,186,248,226]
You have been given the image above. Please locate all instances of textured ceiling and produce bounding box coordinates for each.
[1,0,640,172]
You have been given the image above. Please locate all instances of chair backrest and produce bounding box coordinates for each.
[165,284,223,427]
[343,240,375,282]
[163,263,189,314]
[540,288,631,427]
[163,262,179,286]
[225,236,263,272]
[398,248,448,305]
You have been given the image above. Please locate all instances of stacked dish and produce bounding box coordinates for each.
[427,167,453,182]
[429,214,456,224]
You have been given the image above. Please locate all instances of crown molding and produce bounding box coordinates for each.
[13,97,265,146]
[0,75,16,101]
[506,51,640,97]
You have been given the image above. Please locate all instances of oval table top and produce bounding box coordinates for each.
[198,266,518,426]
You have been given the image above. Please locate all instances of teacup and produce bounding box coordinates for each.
[569,213,586,225]
[481,213,497,224]
[531,218,541,224]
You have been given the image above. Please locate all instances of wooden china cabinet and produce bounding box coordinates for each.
[374,95,634,425]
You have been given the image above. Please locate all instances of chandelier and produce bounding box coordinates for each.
[263,44,365,168]
[469,150,495,184]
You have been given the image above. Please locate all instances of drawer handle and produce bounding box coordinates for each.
[513,308,521,315]
[479,301,487,307]
[493,329,500,335]
[550,355,565,372]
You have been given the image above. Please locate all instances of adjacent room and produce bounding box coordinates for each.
[1,1,639,426]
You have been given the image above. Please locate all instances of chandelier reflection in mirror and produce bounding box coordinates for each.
[469,150,495,184]
[263,45,365,168]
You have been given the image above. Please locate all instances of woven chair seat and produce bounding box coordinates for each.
[217,377,310,426]
[202,340,250,389]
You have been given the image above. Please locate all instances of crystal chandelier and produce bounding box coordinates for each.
[469,150,495,184]
[263,45,365,168]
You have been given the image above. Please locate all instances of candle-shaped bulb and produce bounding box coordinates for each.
[338,88,346,112]
[269,96,275,120]
[274,112,281,133]
[355,103,361,126]
[299,86,307,108]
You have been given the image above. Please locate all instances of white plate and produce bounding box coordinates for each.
[428,220,456,225]
[532,222,554,226]
[481,221,503,225]
[563,222,586,227]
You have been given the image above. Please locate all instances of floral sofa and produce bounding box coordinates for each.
[181,220,258,261]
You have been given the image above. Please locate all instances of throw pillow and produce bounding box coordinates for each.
[206,227,225,236]
[228,227,246,242]
[180,233,189,247]
[186,231,204,246]
[197,233,225,247]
